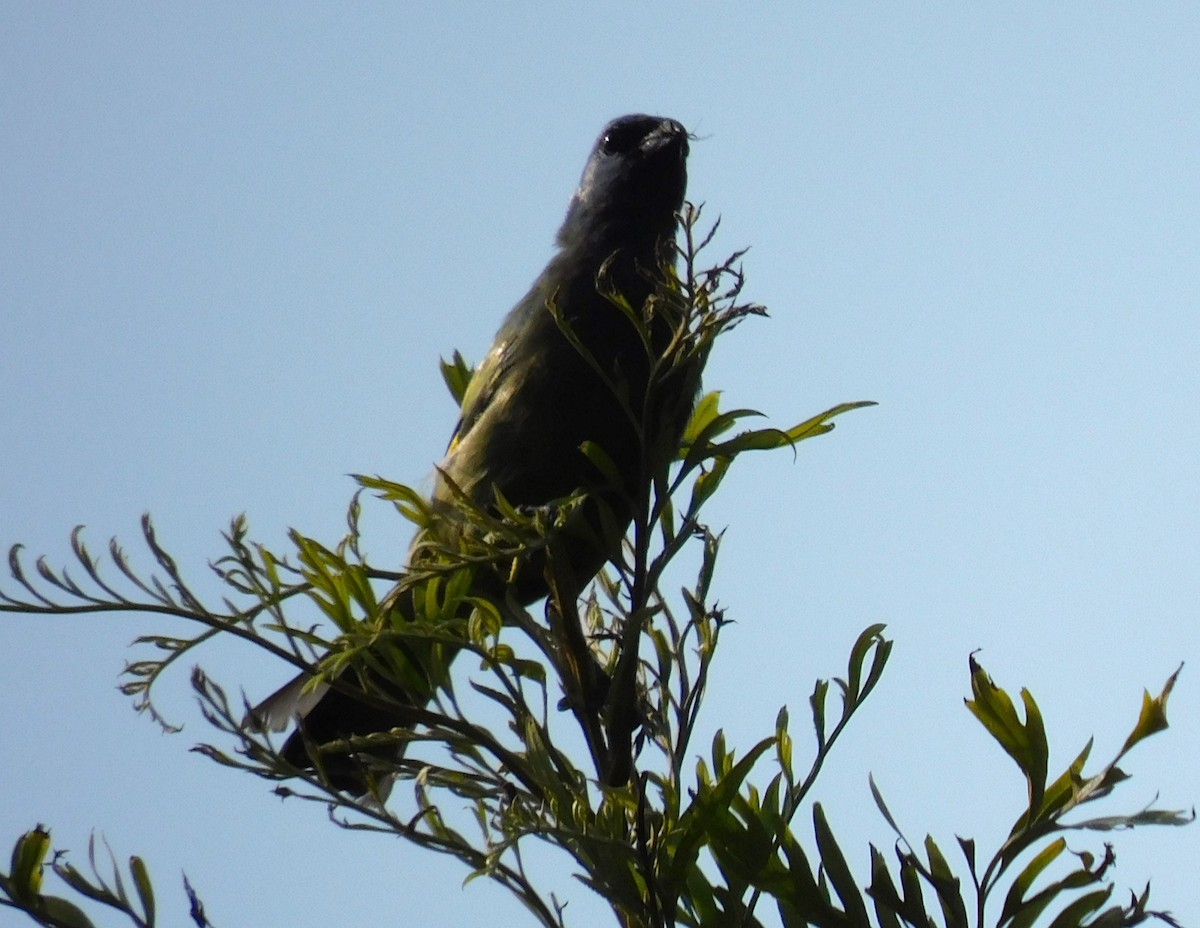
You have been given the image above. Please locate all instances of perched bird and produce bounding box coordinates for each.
[254,114,693,793]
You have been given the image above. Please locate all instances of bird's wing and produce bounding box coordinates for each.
[446,292,544,454]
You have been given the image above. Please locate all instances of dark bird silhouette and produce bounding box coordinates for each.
[253,114,693,794]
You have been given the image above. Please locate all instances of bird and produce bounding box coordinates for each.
[252,114,694,795]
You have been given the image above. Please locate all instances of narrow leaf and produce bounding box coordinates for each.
[1046,886,1113,928]
[36,896,98,928]
[1000,836,1066,925]
[924,836,968,928]
[814,804,871,927]
[1120,665,1181,756]
[129,855,155,924]
[10,826,50,901]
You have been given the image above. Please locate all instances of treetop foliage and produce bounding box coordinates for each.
[1,206,1189,928]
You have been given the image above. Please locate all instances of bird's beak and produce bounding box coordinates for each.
[642,119,689,158]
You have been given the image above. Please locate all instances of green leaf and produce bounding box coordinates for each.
[1000,836,1066,926]
[810,678,829,750]
[775,835,838,922]
[681,408,765,469]
[9,826,50,903]
[24,888,98,926]
[869,775,905,840]
[683,401,874,469]
[680,866,720,926]
[681,390,726,446]
[37,895,98,928]
[956,836,976,881]
[439,350,475,406]
[704,426,794,458]
[1008,888,1061,928]
[813,804,871,927]
[664,736,776,897]
[1119,665,1181,757]
[1046,886,1113,928]
[710,794,776,882]
[775,706,793,781]
[129,855,155,924]
[1039,739,1093,822]
[1008,863,1105,928]
[702,401,876,461]
[867,845,906,928]
[1067,805,1195,832]
[924,835,968,928]
[782,401,876,443]
[688,456,731,515]
[964,657,1049,824]
[1018,687,1049,819]
[52,861,106,903]
[897,849,929,926]
[845,623,891,709]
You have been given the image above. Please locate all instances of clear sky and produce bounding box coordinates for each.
[2,4,1197,926]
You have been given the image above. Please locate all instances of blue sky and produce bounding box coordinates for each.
[2,4,1197,926]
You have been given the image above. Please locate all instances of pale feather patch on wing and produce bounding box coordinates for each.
[248,673,332,732]
[448,337,513,452]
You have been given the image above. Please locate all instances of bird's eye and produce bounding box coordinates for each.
[601,122,646,155]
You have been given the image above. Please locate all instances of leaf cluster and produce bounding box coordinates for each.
[864,658,1190,928]
[0,826,212,928]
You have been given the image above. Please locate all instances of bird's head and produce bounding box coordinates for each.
[558,114,689,253]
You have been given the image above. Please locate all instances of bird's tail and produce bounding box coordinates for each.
[247,584,433,797]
